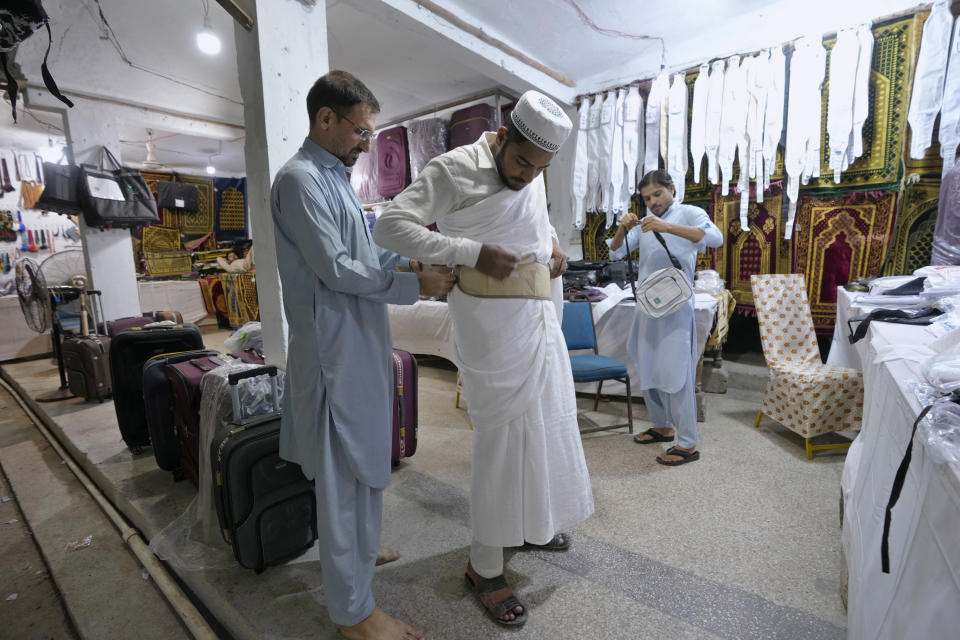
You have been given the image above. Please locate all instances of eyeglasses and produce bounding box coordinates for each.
[330,109,375,141]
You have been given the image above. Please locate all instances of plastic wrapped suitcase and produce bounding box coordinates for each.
[62,290,111,402]
[448,103,498,149]
[377,125,411,197]
[210,365,316,572]
[166,349,265,486]
[142,349,221,478]
[391,349,418,464]
[108,323,204,452]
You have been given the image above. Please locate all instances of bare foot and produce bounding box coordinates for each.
[376,545,400,566]
[338,607,423,640]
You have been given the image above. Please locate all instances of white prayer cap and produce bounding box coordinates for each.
[510,90,572,152]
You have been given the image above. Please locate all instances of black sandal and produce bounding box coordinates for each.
[465,565,527,627]
[656,446,701,466]
[634,428,674,444]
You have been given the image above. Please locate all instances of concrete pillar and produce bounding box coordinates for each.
[61,108,141,322]
[233,0,329,368]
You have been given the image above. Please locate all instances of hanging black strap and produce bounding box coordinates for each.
[848,308,943,344]
[0,51,18,123]
[39,22,72,110]
[652,230,683,270]
[880,400,941,574]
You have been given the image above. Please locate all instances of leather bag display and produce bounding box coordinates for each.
[157,179,200,212]
[79,147,159,228]
[33,161,82,214]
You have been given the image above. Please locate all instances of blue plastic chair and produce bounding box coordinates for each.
[561,301,634,434]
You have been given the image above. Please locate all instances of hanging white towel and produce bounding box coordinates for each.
[763,46,786,190]
[705,59,726,185]
[607,89,626,224]
[596,91,617,212]
[572,97,591,229]
[745,52,768,196]
[939,14,960,173]
[667,72,688,204]
[622,85,642,197]
[718,55,747,196]
[827,27,860,183]
[689,63,710,183]
[802,39,827,185]
[785,36,826,239]
[849,25,874,163]
[907,0,952,159]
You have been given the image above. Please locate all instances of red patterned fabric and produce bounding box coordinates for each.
[792,192,897,332]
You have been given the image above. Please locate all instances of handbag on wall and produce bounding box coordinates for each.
[635,230,693,319]
[157,178,199,212]
[33,160,82,214]
[79,147,158,228]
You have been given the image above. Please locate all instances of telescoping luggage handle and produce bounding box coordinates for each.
[227,365,280,425]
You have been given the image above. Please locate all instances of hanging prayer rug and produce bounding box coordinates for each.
[883,176,939,275]
[792,191,897,332]
[178,176,215,234]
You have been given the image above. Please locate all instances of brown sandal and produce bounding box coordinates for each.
[464,564,527,627]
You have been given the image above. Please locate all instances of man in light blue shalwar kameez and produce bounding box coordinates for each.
[270,71,453,640]
[608,169,723,466]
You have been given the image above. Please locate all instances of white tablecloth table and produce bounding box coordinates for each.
[0,294,51,361]
[841,319,960,640]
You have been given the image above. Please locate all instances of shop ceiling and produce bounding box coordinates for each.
[6,0,926,176]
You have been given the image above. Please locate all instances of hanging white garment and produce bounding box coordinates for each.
[689,64,709,183]
[596,91,617,212]
[718,55,747,196]
[622,86,642,197]
[607,89,626,225]
[849,25,875,163]
[667,72,689,204]
[802,40,827,184]
[585,95,603,212]
[659,83,669,166]
[785,36,826,239]
[571,98,591,230]
[908,0,952,159]
[737,55,759,230]
[745,52,768,190]
[939,14,960,173]
[644,73,668,175]
[827,27,860,184]
[704,59,726,185]
[763,46,786,190]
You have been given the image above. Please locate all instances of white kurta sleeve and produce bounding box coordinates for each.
[827,27,860,184]
[667,72,689,204]
[938,15,960,173]
[763,46,786,190]
[607,89,626,223]
[597,91,616,213]
[622,86,642,197]
[644,74,668,176]
[571,98,591,230]
[705,59,726,185]
[718,55,747,196]
[908,0,952,159]
[689,64,710,182]
[585,94,603,212]
[850,25,874,163]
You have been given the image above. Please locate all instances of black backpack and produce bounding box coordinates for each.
[0,0,73,122]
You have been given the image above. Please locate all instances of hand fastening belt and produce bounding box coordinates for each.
[456,262,551,300]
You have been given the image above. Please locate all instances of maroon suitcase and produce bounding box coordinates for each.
[449,103,498,149]
[377,126,411,197]
[391,349,418,464]
[166,349,265,486]
[107,310,184,337]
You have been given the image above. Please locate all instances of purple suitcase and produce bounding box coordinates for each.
[107,310,184,337]
[449,103,498,149]
[377,126,411,197]
[166,350,266,487]
[391,349,418,464]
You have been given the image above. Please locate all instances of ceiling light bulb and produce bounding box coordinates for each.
[196,20,221,55]
[206,165,216,175]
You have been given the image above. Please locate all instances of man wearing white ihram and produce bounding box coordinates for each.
[374,90,594,628]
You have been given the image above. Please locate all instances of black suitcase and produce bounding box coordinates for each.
[210,366,316,572]
[142,349,221,478]
[108,323,204,451]
[62,334,111,402]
